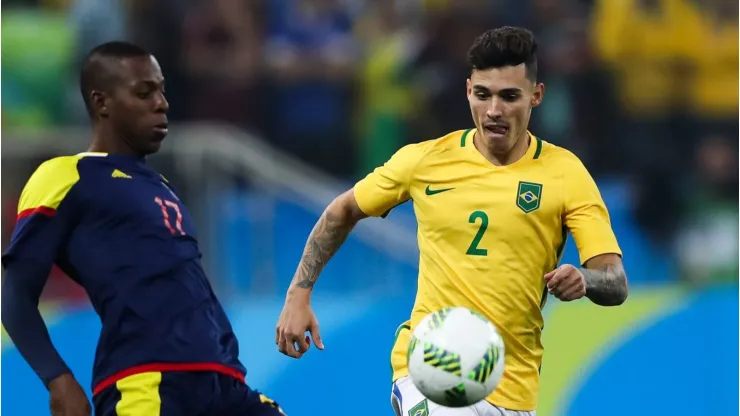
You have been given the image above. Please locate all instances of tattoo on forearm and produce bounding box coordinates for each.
[293,211,354,290]
[581,263,628,306]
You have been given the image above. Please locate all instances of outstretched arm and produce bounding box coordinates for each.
[582,253,629,306]
[288,189,368,294]
[276,189,368,358]
[277,142,419,358]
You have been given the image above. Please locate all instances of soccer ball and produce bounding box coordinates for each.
[407,307,505,407]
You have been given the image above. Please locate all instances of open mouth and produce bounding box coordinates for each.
[485,124,508,135]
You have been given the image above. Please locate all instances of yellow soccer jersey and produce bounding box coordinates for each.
[353,129,622,411]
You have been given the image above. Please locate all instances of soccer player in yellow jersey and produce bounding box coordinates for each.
[275,26,628,415]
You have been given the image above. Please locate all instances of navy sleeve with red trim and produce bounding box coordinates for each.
[3,156,83,267]
[1,156,83,386]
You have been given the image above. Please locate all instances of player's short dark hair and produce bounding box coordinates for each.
[79,41,151,117]
[467,26,538,82]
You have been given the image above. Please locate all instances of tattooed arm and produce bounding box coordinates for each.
[278,144,416,358]
[289,189,368,294]
[581,253,629,306]
[276,189,368,358]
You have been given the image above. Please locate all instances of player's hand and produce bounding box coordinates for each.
[48,373,92,416]
[544,264,586,302]
[275,295,324,359]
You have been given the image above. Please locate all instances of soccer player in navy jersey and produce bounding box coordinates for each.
[1,42,286,416]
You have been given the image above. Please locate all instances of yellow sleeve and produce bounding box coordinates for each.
[562,158,622,265]
[4,156,83,267]
[18,156,82,216]
[353,144,423,217]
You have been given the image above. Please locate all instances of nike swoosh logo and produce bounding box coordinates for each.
[425,185,455,195]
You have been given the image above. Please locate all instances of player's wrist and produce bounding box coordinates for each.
[286,287,312,303]
[46,372,77,391]
[40,361,73,389]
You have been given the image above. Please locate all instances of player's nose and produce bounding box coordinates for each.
[155,92,169,113]
[486,97,504,118]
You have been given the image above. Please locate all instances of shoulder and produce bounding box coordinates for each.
[533,138,589,173]
[533,138,599,196]
[426,129,474,153]
[403,129,473,161]
[18,154,102,215]
[22,155,83,193]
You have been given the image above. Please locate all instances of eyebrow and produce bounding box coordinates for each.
[473,85,522,94]
[137,79,165,88]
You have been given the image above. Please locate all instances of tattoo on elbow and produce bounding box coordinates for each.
[583,264,629,305]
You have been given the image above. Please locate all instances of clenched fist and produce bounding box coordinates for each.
[544,264,587,302]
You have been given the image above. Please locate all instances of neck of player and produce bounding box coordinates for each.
[89,123,144,158]
[473,129,530,167]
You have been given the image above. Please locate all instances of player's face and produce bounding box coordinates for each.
[108,56,169,155]
[466,65,544,154]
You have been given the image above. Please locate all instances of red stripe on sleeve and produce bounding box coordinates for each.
[17,206,57,220]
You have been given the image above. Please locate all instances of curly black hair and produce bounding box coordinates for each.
[467,26,538,82]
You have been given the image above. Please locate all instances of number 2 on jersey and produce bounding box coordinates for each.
[466,210,488,256]
[154,197,185,236]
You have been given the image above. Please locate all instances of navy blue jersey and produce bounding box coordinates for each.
[2,152,246,395]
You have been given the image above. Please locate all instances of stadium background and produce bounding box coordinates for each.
[1,0,738,415]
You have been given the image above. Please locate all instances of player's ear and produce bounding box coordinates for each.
[466,78,472,97]
[531,83,545,108]
[91,90,109,117]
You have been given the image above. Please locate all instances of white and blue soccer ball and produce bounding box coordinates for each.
[407,306,506,407]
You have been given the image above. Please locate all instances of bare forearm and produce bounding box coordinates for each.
[290,204,358,292]
[581,263,629,306]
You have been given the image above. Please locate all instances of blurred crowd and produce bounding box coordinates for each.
[2,0,738,285]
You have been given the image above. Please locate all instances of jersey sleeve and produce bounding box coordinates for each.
[562,158,622,265]
[353,143,423,217]
[2,157,82,269]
